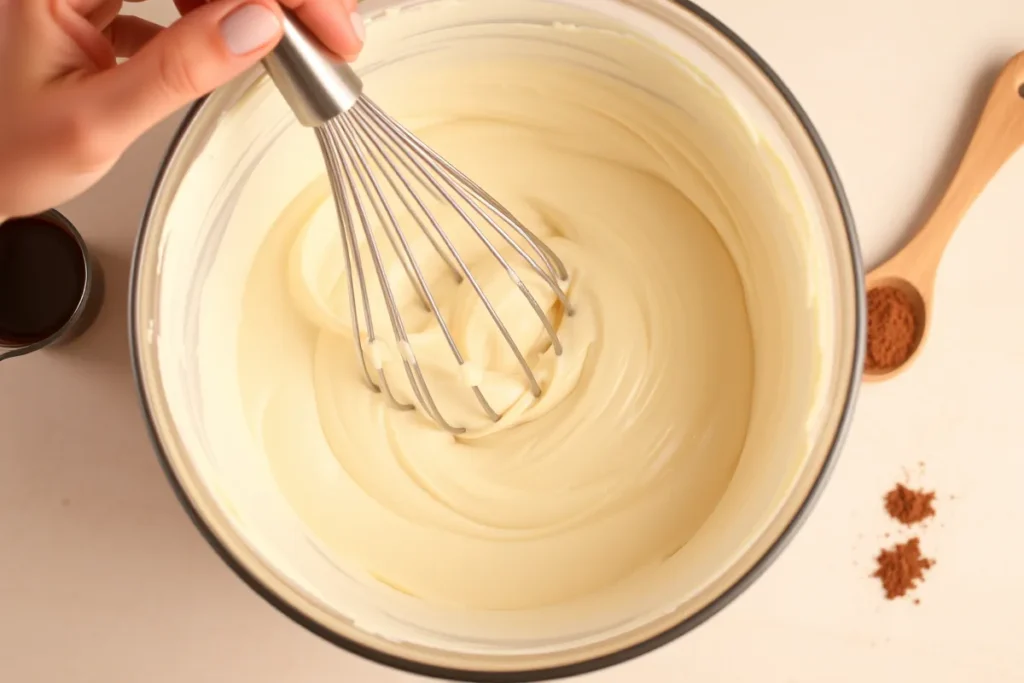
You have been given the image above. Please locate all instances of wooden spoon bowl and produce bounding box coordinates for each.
[862,275,928,380]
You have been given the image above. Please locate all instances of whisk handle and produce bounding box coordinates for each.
[262,9,364,127]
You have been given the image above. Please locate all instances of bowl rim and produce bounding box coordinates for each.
[129,1,866,680]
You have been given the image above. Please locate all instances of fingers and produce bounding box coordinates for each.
[103,15,162,56]
[279,0,363,59]
[174,0,364,60]
[83,0,283,148]
[38,0,364,174]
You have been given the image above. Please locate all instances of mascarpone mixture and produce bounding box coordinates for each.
[176,2,838,623]
[232,55,754,609]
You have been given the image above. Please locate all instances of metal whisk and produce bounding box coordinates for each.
[262,12,573,434]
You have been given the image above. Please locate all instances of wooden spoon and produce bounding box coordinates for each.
[863,52,1024,382]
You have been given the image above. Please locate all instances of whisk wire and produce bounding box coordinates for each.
[327,124,414,413]
[360,99,571,286]
[351,105,471,282]
[317,127,377,392]
[265,13,572,432]
[340,120,431,310]
[355,103,572,333]
[324,99,578,426]
[337,132,456,427]
[346,115,545,398]
[348,119,463,279]
[337,116,501,426]
[336,119,486,433]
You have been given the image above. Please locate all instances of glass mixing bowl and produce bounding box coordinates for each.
[131,0,865,680]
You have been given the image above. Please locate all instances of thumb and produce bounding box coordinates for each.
[89,0,283,144]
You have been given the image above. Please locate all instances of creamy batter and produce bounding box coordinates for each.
[161,0,835,641]
[239,53,753,608]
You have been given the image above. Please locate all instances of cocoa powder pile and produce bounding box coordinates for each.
[873,483,938,600]
[884,483,936,525]
[873,538,934,600]
[865,286,917,371]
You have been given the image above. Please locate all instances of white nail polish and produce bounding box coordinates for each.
[220,4,281,56]
[351,11,366,43]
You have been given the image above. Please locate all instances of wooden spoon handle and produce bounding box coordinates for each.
[891,52,1024,283]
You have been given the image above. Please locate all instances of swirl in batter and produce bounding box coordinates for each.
[234,50,755,610]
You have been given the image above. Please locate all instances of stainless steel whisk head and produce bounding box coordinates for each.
[263,12,573,434]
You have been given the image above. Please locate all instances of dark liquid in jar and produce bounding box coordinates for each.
[0,218,86,345]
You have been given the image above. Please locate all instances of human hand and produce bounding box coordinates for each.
[0,0,364,219]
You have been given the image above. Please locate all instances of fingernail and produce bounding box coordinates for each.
[219,3,281,55]
[350,11,365,44]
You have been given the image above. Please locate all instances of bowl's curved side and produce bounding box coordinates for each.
[129,1,865,680]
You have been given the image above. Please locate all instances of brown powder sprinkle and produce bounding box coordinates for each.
[884,483,936,525]
[865,286,917,371]
[873,537,934,600]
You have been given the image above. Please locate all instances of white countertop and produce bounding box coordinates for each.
[3,0,1024,680]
